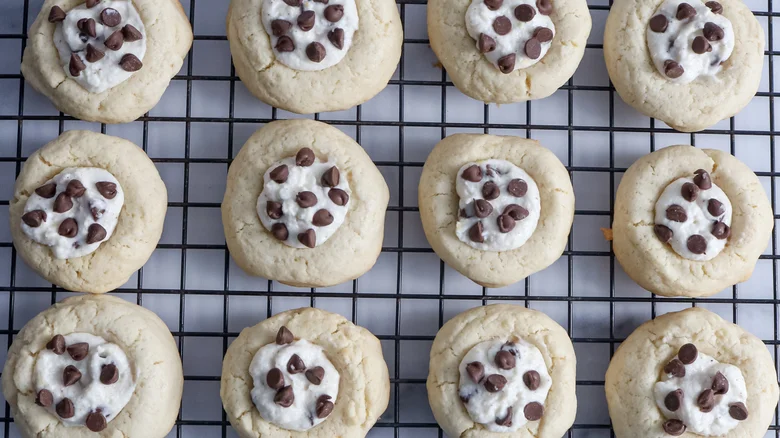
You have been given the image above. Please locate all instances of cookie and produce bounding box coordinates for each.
[9,130,167,293]
[604,0,763,132]
[605,307,779,438]
[427,304,576,438]
[222,119,389,287]
[221,307,390,437]
[418,134,574,288]
[226,0,402,114]
[612,145,773,297]
[427,0,591,103]
[22,0,193,123]
[2,294,183,437]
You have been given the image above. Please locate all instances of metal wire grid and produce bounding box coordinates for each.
[0,0,778,436]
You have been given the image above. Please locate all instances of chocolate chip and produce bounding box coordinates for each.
[69,53,86,77]
[329,188,349,206]
[270,165,289,183]
[460,208,469,218]
[497,54,516,74]
[681,182,698,202]
[99,363,119,385]
[496,406,513,427]
[663,419,686,436]
[523,402,544,421]
[49,6,67,23]
[692,36,712,54]
[119,54,143,72]
[286,354,306,374]
[514,4,536,21]
[497,214,515,233]
[495,350,515,370]
[306,42,327,62]
[525,38,542,59]
[650,14,668,32]
[481,182,500,200]
[503,204,529,221]
[86,411,107,432]
[298,10,315,31]
[712,371,729,395]
[325,4,344,22]
[306,366,325,385]
[328,28,345,49]
[493,16,512,35]
[484,374,507,392]
[536,0,553,15]
[697,388,715,412]
[100,8,121,27]
[87,0,101,7]
[36,389,53,407]
[507,179,527,197]
[712,221,730,239]
[460,393,471,403]
[296,148,315,166]
[707,198,724,216]
[298,229,316,248]
[469,222,484,243]
[664,358,686,377]
[533,27,554,43]
[729,402,748,420]
[484,0,503,10]
[474,199,493,218]
[276,35,295,52]
[67,342,89,361]
[694,169,712,189]
[678,343,698,364]
[664,389,683,411]
[122,24,143,41]
[63,365,82,386]
[271,223,289,241]
[95,181,118,199]
[80,18,97,38]
[47,335,66,354]
[523,370,541,390]
[105,30,124,51]
[65,180,85,197]
[271,19,292,36]
[90,201,107,219]
[478,33,496,53]
[55,193,74,213]
[22,210,47,228]
[283,0,302,6]
[687,234,707,254]
[58,218,78,238]
[267,368,285,389]
[276,326,294,344]
[316,394,334,418]
[86,223,107,244]
[322,166,340,187]
[274,386,294,407]
[665,205,687,222]
[85,44,105,63]
[703,22,724,41]
[36,183,57,198]
[56,398,75,418]
[267,201,283,219]
[654,224,673,243]
[676,3,696,19]
[462,165,482,182]
[466,361,484,383]
[296,191,318,208]
[313,209,334,227]
[663,60,684,79]
[706,1,723,13]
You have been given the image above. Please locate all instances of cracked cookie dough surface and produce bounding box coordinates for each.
[21,0,193,124]
[221,307,390,438]
[605,307,779,438]
[418,134,574,288]
[612,145,773,297]
[604,0,764,132]
[427,304,577,438]
[427,0,590,103]
[226,0,402,114]
[9,130,167,294]
[222,119,389,288]
[1,294,184,438]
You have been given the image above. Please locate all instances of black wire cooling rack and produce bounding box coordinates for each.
[0,0,779,436]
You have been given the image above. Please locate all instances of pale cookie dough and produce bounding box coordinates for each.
[2,294,184,438]
[221,307,390,438]
[227,0,403,114]
[604,0,764,132]
[612,145,773,297]
[427,0,591,103]
[418,134,574,288]
[22,0,193,124]
[427,304,576,438]
[222,119,389,288]
[10,130,168,294]
[605,307,779,438]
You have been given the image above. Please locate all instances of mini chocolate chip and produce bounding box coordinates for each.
[267,201,283,219]
[706,1,723,13]
[298,10,315,31]
[276,326,294,344]
[49,6,67,23]
[325,4,344,22]
[55,193,74,213]
[523,370,541,390]
[697,388,715,412]
[67,342,89,361]
[478,33,496,53]
[69,53,86,77]
[525,38,542,59]
[100,8,122,27]
[523,402,544,421]
[459,393,471,403]
[466,362,484,383]
[58,218,78,238]
[533,27,554,42]
[694,169,712,189]
[47,335,66,354]
[296,148,315,166]
[484,374,507,392]
[663,60,684,79]
[681,182,699,202]
[100,363,119,385]
[650,14,668,32]
[497,214,515,233]
[122,24,143,41]
[270,165,289,183]
[271,19,292,36]
[267,368,285,389]
[274,386,294,407]
[654,224,673,243]
[306,42,327,62]
[298,229,316,248]
[663,419,686,436]
[91,204,106,220]
[66,180,85,197]
[105,30,124,51]
[283,0,302,5]
[711,221,730,239]
[687,234,707,254]
[56,398,75,419]
[514,4,536,21]
[536,0,552,15]
[666,205,687,222]
[36,389,53,407]
[329,188,349,206]
[484,0,503,10]
[276,35,295,52]
[306,366,325,385]
[322,166,340,187]
[328,28,345,49]
[664,389,683,411]
[460,208,469,218]
[497,53,516,74]
[119,54,143,72]
[316,394,334,418]
[508,179,527,197]
[503,204,529,221]
[313,209,334,227]
[729,402,748,420]
[63,365,82,386]
[664,358,686,377]
[85,44,105,63]
[676,3,696,19]
[707,198,724,217]
[495,350,515,370]
[86,411,107,432]
[469,221,484,243]
[96,181,118,199]
[712,371,729,395]
[86,223,107,244]
[678,343,698,364]
[474,199,493,218]
[22,210,47,228]
[496,406,513,427]
[482,182,500,200]
[493,16,512,35]
[296,191,318,208]
[36,183,57,198]
[692,36,712,54]
[271,223,289,241]
[462,165,483,182]
[87,0,101,7]
[703,22,724,41]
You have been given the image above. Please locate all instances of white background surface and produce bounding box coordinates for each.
[0,0,779,437]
